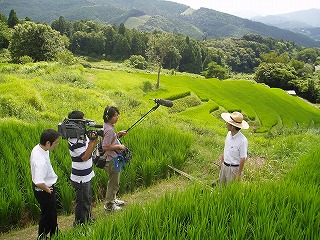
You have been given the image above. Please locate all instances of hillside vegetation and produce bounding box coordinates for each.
[0,0,319,47]
[1,61,320,239]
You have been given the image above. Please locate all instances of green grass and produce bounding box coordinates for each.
[1,61,320,237]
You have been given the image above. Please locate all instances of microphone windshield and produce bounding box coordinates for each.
[92,124,103,128]
[154,99,174,107]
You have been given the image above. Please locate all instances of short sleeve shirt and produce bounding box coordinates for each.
[102,122,120,160]
[223,131,248,165]
[68,136,94,183]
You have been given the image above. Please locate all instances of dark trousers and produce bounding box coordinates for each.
[33,187,58,239]
[71,180,92,225]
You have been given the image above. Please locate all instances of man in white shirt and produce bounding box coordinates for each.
[218,111,249,185]
[30,129,60,239]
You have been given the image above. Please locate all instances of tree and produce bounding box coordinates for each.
[0,14,8,23]
[112,33,131,60]
[102,25,116,56]
[51,16,73,38]
[296,48,319,64]
[118,23,126,35]
[254,62,297,89]
[178,37,202,74]
[9,22,65,62]
[163,45,181,70]
[146,32,179,88]
[130,30,147,57]
[260,51,289,64]
[70,31,105,56]
[202,61,228,79]
[289,59,313,79]
[7,9,19,28]
[0,21,11,49]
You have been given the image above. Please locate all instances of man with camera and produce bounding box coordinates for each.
[67,110,99,226]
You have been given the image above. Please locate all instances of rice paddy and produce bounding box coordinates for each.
[0,61,319,239]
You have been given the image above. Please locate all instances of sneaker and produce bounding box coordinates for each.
[114,199,125,206]
[104,204,122,211]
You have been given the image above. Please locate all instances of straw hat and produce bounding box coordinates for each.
[221,111,249,129]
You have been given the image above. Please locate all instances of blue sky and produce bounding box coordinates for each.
[169,0,320,18]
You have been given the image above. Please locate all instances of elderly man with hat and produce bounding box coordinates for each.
[218,111,249,185]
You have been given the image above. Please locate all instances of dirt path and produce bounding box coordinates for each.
[0,176,188,240]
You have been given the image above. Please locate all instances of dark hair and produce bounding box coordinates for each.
[40,129,60,145]
[68,110,84,120]
[103,106,119,123]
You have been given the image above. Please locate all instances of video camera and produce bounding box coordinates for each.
[58,118,103,140]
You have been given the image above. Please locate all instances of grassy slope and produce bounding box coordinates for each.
[1,62,320,239]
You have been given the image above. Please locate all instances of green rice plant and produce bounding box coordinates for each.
[53,173,320,239]
[176,100,220,126]
[91,169,109,200]
[140,158,156,187]
[7,187,24,226]
[2,62,320,234]
[169,93,202,114]
[152,75,320,132]
[56,176,75,214]
[0,188,10,232]
[24,181,40,220]
[119,163,137,193]
[286,146,320,186]
[0,63,19,73]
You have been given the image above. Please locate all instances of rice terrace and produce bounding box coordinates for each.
[1,61,320,239]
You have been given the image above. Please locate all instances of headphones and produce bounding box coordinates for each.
[105,106,111,121]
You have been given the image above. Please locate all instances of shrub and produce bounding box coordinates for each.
[202,61,228,79]
[127,55,147,69]
[19,55,33,64]
[0,49,11,63]
[55,50,76,65]
[142,81,153,93]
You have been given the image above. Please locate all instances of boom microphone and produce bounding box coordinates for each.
[92,124,103,128]
[86,120,103,128]
[152,98,174,108]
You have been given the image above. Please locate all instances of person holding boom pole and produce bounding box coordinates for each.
[101,106,127,211]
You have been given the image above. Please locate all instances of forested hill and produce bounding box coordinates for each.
[1,0,320,47]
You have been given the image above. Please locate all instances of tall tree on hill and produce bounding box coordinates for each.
[7,9,19,28]
[51,16,73,38]
[112,33,131,60]
[130,30,147,57]
[146,32,178,89]
[178,37,202,74]
[9,22,65,62]
[118,23,126,35]
[0,21,10,49]
[0,14,8,24]
[70,31,105,56]
[103,25,116,57]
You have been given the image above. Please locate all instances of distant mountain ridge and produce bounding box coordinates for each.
[251,9,320,41]
[1,0,319,47]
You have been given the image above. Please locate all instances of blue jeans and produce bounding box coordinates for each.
[71,180,92,225]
